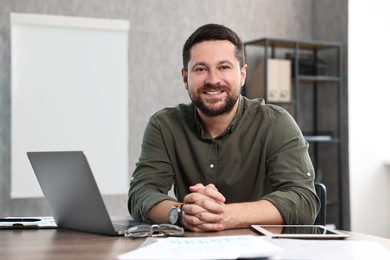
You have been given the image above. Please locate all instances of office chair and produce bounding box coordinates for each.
[314,182,327,226]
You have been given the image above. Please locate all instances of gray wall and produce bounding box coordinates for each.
[313,0,349,229]
[0,0,347,217]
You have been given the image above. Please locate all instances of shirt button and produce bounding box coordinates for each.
[209,164,215,169]
[306,172,311,177]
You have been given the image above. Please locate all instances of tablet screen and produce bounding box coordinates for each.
[252,225,348,239]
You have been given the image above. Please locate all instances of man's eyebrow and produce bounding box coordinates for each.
[219,60,234,66]
[191,60,234,69]
[192,62,207,67]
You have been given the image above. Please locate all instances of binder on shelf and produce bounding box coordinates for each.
[247,59,291,103]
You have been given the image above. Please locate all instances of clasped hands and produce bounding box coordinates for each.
[181,183,227,232]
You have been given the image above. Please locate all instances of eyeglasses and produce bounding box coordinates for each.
[124,224,185,238]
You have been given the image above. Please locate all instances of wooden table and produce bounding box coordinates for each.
[1,228,389,260]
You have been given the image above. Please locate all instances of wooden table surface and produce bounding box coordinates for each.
[1,227,389,260]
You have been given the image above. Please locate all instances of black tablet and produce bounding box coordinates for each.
[252,225,348,239]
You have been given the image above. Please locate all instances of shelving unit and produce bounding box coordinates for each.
[243,38,349,229]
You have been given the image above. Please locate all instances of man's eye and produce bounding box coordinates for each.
[194,67,206,72]
[220,65,231,70]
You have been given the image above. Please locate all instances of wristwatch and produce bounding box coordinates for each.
[169,203,184,225]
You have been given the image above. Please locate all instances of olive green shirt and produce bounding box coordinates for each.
[128,96,320,224]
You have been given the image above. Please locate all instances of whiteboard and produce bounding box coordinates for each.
[10,13,130,198]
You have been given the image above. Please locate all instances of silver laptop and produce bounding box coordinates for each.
[27,151,144,236]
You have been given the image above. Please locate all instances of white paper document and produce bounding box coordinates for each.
[117,235,283,259]
[272,238,390,260]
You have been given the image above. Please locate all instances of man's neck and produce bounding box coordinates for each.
[197,102,239,139]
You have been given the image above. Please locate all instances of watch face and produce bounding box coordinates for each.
[169,207,179,224]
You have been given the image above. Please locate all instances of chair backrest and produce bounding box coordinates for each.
[314,182,327,226]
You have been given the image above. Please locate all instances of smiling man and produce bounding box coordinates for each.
[128,24,320,232]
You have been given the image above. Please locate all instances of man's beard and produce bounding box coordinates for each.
[190,84,239,117]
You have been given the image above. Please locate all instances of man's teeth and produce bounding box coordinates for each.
[206,90,222,95]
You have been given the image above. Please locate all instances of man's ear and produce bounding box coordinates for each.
[240,64,247,87]
[181,68,189,90]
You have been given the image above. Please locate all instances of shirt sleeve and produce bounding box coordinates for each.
[261,108,321,224]
[128,116,176,221]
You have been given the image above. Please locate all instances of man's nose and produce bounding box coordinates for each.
[205,69,221,85]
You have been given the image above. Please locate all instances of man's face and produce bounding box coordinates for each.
[182,40,247,117]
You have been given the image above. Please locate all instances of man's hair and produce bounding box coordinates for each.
[182,24,245,71]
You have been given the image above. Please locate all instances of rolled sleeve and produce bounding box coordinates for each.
[262,109,320,224]
[128,116,176,221]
